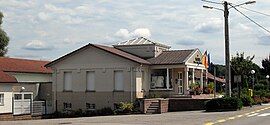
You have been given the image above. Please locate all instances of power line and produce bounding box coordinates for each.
[201,0,223,5]
[238,6,270,17]
[230,5,270,34]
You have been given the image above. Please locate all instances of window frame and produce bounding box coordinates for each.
[0,94,4,106]
[114,70,124,91]
[86,103,96,111]
[63,71,73,92]
[86,71,95,92]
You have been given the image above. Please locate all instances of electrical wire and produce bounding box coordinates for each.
[238,6,270,17]
[230,5,270,34]
[201,0,223,5]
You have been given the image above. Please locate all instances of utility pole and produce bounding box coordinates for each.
[202,0,256,97]
[224,1,231,97]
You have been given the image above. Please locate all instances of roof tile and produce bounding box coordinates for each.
[147,50,195,65]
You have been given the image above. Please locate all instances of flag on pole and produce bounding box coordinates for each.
[202,51,209,69]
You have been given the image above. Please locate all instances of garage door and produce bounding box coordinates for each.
[13,93,32,115]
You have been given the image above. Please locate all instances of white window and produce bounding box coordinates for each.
[64,72,72,91]
[114,71,124,91]
[0,94,4,105]
[86,71,95,91]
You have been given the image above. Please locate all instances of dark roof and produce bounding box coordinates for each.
[207,72,226,83]
[0,57,52,83]
[93,44,150,65]
[147,50,195,65]
[0,57,52,74]
[46,43,150,67]
[114,37,171,49]
[0,71,17,83]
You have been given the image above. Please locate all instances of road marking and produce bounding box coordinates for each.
[205,122,214,125]
[258,113,270,117]
[237,115,243,118]
[247,113,259,117]
[204,106,270,125]
[217,119,226,123]
[228,117,235,120]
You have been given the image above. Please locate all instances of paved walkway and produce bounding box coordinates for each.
[1,104,270,125]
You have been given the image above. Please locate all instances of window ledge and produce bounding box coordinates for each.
[85,90,96,93]
[150,89,173,91]
[63,90,73,92]
[113,90,124,92]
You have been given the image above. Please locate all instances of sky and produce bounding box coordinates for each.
[0,0,269,66]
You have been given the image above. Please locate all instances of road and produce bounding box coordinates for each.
[1,104,270,125]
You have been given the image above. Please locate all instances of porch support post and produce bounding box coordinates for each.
[205,69,208,87]
[200,69,203,89]
[166,68,170,89]
[185,67,189,94]
[192,68,195,84]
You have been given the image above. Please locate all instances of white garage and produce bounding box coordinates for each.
[13,92,33,115]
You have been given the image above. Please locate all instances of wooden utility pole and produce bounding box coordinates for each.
[224,1,231,97]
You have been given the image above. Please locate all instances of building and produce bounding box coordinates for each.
[46,37,215,112]
[0,57,52,118]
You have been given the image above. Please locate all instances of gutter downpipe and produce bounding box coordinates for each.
[130,67,133,102]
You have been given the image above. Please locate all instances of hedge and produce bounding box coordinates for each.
[205,97,243,112]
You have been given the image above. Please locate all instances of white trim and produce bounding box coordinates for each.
[150,65,185,69]
[183,49,198,63]
[166,68,170,89]
[149,89,173,91]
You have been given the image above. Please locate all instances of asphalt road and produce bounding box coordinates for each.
[1,104,270,125]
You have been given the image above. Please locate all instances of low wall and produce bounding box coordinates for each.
[141,98,169,114]
[169,98,210,112]
[0,114,41,121]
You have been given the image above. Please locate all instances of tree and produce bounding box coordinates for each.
[230,53,261,89]
[262,55,270,76]
[0,12,9,56]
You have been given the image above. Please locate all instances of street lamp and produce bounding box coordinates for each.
[202,0,256,97]
[251,70,255,90]
[266,75,270,90]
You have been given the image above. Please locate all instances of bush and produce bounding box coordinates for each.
[253,96,262,105]
[205,97,243,112]
[254,84,267,91]
[261,97,270,103]
[241,95,253,106]
[114,102,134,114]
[96,107,114,116]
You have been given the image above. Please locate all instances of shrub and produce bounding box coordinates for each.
[253,96,262,105]
[241,95,253,106]
[205,97,243,112]
[254,84,267,91]
[96,107,114,116]
[114,102,134,114]
[261,97,270,103]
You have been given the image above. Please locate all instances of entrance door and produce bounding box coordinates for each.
[177,72,184,94]
[13,93,33,115]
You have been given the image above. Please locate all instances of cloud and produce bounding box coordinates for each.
[62,38,80,44]
[23,40,54,51]
[114,28,151,40]
[175,38,205,46]
[38,12,51,21]
[0,0,36,9]
[195,18,222,33]
[258,36,270,45]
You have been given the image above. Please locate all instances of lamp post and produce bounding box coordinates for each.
[202,0,256,97]
[251,70,255,90]
[266,75,270,90]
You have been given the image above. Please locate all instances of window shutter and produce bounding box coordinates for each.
[86,71,95,91]
[64,72,72,91]
[114,71,124,91]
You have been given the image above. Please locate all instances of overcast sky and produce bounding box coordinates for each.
[0,0,269,66]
